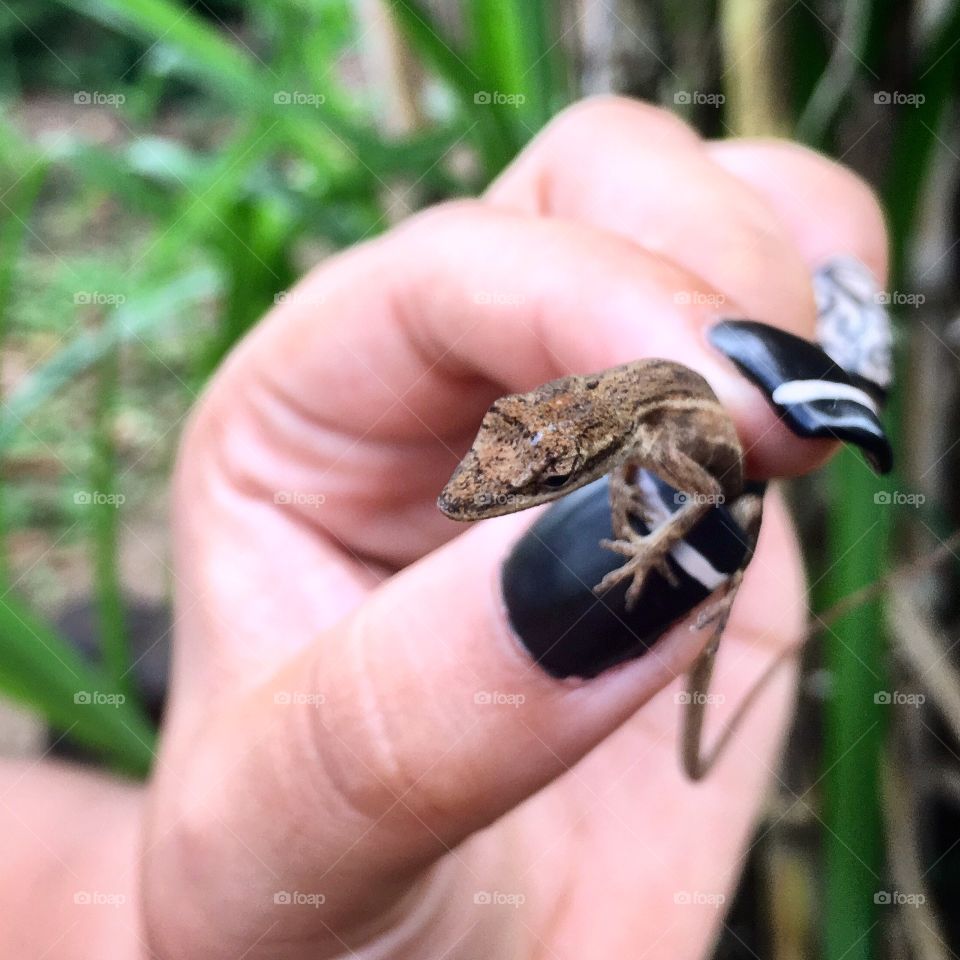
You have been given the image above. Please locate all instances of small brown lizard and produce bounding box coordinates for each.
[438,359,764,779]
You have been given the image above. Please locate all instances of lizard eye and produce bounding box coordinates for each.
[542,473,572,490]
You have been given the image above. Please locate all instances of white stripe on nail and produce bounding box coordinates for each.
[771,379,879,414]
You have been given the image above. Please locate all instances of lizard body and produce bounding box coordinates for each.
[438,359,761,612]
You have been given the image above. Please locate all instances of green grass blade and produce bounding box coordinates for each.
[515,0,570,125]
[0,593,155,775]
[388,0,516,175]
[198,198,296,376]
[820,8,960,955]
[68,0,269,102]
[389,0,483,102]
[469,0,568,138]
[820,453,890,960]
[795,0,874,146]
[470,0,527,98]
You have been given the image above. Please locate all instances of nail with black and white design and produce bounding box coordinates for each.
[813,255,892,403]
[708,319,893,475]
[503,472,761,678]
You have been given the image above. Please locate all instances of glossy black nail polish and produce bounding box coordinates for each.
[708,320,893,474]
[503,473,757,678]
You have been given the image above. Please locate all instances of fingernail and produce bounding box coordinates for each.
[708,320,893,475]
[502,473,757,679]
[813,255,893,404]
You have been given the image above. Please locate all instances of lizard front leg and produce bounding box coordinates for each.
[594,450,724,611]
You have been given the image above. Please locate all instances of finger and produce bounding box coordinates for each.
[191,198,828,543]
[145,488,804,958]
[509,492,804,958]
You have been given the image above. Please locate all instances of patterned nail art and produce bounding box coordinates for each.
[813,256,893,400]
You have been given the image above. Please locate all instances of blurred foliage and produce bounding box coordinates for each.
[0,0,573,781]
[1,0,960,956]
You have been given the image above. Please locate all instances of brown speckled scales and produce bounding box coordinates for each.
[437,359,745,523]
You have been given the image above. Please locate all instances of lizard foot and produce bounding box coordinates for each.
[594,528,680,610]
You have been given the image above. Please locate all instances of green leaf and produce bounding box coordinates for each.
[388,0,516,175]
[59,0,449,177]
[821,452,890,960]
[0,592,156,776]
[469,0,567,138]
[795,0,874,147]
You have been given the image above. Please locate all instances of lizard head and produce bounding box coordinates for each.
[437,379,624,521]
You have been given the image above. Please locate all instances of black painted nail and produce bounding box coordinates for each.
[708,319,893,475]
[502,473,756,679]
[813,255,892,403]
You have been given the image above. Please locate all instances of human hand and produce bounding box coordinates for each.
[5,97,889,960]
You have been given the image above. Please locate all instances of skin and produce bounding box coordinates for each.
[0,98,889,960]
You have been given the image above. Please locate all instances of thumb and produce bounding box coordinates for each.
[144,483,803,956]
